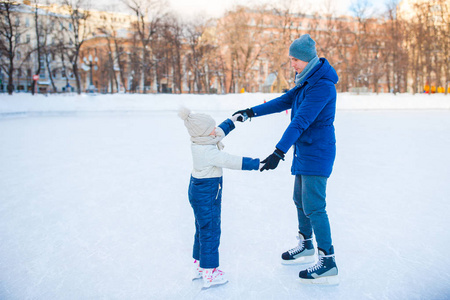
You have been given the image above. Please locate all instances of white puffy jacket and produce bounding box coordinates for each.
[190,118,259,179]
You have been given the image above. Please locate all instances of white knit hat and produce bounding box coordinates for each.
[178,107,216,137]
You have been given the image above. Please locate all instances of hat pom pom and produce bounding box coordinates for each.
[178,107,191,121]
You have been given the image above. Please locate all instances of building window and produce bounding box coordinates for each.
[39,57,46,79]
[26,34,30,43]
[25,18,30,27]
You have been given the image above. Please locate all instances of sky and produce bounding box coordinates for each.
[96,0,388,20]
[167,0,389,19]
[167,0,354,18]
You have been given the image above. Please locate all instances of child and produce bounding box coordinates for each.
[178,107,260,289]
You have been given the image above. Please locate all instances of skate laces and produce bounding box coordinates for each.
[288,244,304,255]
[288,236,311,255]
[307,252,335,272]
[212,268,223,277]
[307,257,324,272]
[206,268,223,281]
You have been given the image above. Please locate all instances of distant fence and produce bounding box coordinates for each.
[350,87,370,95]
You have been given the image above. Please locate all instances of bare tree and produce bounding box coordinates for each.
[123,0,167,93]
[184,16,218,93]
[348,0,376,92]
[312,0,353,92]
[434,0,450,94]
[440,0,450,94]
[0,1,28,94]
[382,0,409,94]
[58,0,92,94]
[401,0,440,94]
[44,48,58,92]
[268,0,304,92]
[98,22,131,93]
[165,15,184,94]
[29,0,46,94]
[218,5,268,93]
[40,14,65,92]
[98,22,122,94]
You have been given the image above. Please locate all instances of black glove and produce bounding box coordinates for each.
[232,108,255,122]
[260,148,285,172]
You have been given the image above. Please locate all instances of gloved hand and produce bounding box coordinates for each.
[232,108,255,122]
[260,148,285,172]
[230,114,243,123]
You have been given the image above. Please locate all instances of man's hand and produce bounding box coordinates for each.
[232,108,255,122]
[230,114,243,123]
[260,148,285,172]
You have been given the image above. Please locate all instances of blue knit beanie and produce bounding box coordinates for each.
[289,34,317,62]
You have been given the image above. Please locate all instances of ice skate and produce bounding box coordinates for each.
[202,268,228,289]
[192,259,203,280]
[281,232,315,265]
[299,246,339,285]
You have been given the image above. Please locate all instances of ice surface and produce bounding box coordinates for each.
[0,93,449,299]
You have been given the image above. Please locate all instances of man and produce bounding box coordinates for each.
[233,34,339,285]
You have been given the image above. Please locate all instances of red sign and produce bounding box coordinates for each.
[33,75,39,81]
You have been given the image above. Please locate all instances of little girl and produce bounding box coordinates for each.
[179,107,259,289]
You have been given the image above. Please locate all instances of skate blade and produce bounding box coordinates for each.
[281,255,315,265]
[192,272,203,281]
[202,279,229,290]
[299,275,339,286]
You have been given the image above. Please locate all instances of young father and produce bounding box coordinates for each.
[233,34,339,285]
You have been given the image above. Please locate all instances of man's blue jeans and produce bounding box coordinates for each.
[293,175,333,253]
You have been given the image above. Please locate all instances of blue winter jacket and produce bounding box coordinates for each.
[252,58,339,177]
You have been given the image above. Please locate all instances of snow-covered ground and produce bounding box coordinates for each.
[0,93,449,299]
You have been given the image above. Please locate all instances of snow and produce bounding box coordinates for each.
[1,92,450,299]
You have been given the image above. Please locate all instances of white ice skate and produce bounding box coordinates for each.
[202,268,228,289]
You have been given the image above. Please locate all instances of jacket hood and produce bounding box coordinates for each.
[304,58,339,86]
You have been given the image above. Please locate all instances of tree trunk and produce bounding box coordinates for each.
[73,63,81,95]
[7,59,14,95]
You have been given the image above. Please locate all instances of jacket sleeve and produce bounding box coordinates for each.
[275,82,334,153]
[217,118,235,136]
[207,148,260,171]
[251,87,298,117]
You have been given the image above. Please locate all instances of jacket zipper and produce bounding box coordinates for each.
[215,183,221,200]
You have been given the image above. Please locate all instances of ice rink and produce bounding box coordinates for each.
[1,93,450,299]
